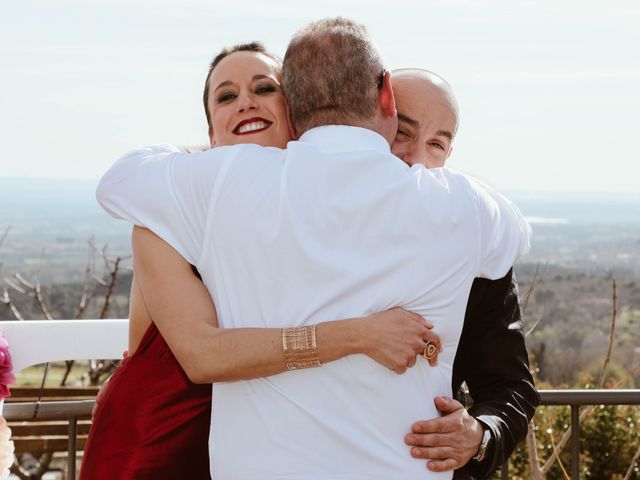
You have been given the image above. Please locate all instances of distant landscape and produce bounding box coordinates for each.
[1,178,639,388]
[3,177,640,478]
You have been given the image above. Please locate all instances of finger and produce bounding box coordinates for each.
[405,432,446,447]
[433,396,464,415]
[410,446,452,460]
[404,309,434,329]
[420,337,440,366]
[422,329,441,352]
[414,339,428,355]
[419,315,434,329]
[427,457,460,472]
[407,356,417,368]
[420,334,441,365]
[412,415,462,434]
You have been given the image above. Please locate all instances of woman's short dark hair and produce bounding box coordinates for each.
[202,42,282,134]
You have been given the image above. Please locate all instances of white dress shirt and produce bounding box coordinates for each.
[97,125,531,480]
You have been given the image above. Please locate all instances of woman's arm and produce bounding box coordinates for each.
[128,276,153,354]
[132,226,439,383]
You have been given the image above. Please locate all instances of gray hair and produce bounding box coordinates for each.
[282,17,385,134]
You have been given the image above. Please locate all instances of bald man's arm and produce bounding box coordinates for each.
[405,269,539,478]
[454,269,538,478]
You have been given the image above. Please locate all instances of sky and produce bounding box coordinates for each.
[1,0,639,193]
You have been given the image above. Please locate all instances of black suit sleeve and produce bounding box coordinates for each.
[452,268,539,480]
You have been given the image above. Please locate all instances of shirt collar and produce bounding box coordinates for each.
[296,125,391,154]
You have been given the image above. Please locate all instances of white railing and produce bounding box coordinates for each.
[2,319,128,478]
[2,319,128,373]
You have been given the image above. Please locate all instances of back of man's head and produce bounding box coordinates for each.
[283,17,385,135]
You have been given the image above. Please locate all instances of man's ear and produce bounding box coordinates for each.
[446,146,453,161]
[209,127,216,147]
[286,103,298,140]
[379,71,397,119]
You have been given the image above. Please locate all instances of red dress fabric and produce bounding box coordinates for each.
[79,322,212,480]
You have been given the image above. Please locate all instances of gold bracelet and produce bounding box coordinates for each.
[282,325,322,370]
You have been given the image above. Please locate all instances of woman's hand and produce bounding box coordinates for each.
[360,308,441,374]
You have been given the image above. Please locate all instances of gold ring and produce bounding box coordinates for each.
[422,341,438,360]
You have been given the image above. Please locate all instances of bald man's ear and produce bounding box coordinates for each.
[379,71,396,119]
[446,146,453,161]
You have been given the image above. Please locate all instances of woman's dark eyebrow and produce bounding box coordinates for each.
[215,75,275,92]
[214,80,233,93]
[253,74,281,85]
[398,112,418,128]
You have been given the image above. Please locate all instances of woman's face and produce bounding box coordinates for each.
[206,51,292,149]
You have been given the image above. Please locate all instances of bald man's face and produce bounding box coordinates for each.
[390,74,458,169]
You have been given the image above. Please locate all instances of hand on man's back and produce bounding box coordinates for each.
[405,396,484,472]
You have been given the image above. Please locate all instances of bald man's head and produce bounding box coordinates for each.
[390,68,459,168]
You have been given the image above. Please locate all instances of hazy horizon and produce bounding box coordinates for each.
[2,175,640,196]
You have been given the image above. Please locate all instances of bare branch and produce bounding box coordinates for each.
[92,274,108,286]
[76,281,99,319]
[74,246,101,319]
[596,277,617,387]
[33,279,53,320]
[548,424,571,480]
[1,287,24,320]
[526,304,545,337]
[623,443,640,480]
[99,255,122,319]
[11,273,54,320]
[80,241,127,384]
[526,422,544,480]
[14,273,35,290]
[60,360,75,387]
[542,405,596,474]
[101,244,111,272]
[4,277,27,295]
[521,263,542,314]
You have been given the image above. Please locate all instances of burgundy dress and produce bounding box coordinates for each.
[79,322,212,480]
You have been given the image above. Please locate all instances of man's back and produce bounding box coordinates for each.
[97,125,530,480]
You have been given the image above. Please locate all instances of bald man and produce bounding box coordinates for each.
[390,69,539,479]
[392,69,459,169]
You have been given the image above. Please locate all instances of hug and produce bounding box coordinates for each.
[83,17,537,480]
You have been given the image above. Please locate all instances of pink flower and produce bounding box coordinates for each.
[0,332,14,400]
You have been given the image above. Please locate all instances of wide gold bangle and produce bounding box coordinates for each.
[282,325,322,370]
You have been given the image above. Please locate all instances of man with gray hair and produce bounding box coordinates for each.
[283,17,390,135]
[390,68,538,479]
[97,17,531,479]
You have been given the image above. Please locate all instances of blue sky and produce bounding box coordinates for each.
[1,0,639,192]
